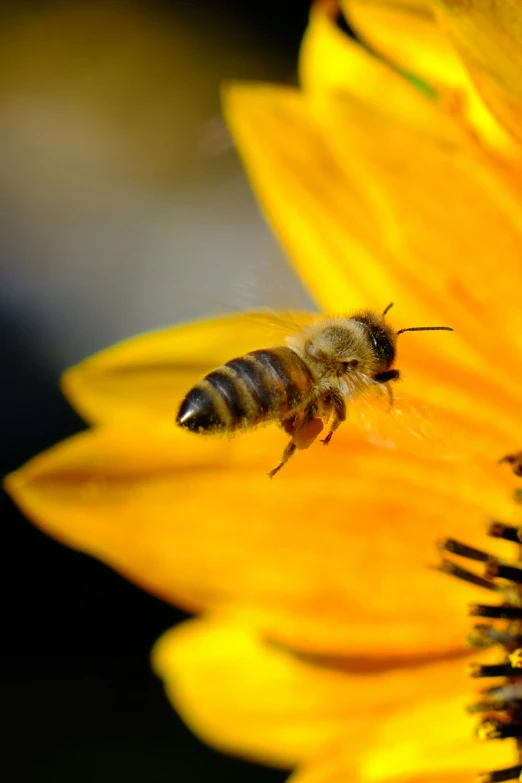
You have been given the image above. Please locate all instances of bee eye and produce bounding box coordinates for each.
[342,359,359,371]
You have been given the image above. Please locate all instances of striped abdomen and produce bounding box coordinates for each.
[176,346,315,434]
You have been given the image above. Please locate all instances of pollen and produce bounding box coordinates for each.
[439,454,522,783]
[293,417,324,450]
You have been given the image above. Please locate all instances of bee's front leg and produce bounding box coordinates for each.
[320,390,346,446]
[373,369,400,409]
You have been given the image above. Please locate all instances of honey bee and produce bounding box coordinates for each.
[176,304,453,477]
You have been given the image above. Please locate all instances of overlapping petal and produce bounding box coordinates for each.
[152,617,511,778]
[224,76,522,367]
[289,696,514,783]
[435,0,522,145]
[5,421,518,658]
[341,0,520,157]
[342,0,462,85]
[313,88,522,359]
[300,0,460,140]
[154,615,383,767]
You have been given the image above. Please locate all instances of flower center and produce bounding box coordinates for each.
[439,453,522,783]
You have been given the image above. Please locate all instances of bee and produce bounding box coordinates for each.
[176,303,453,477]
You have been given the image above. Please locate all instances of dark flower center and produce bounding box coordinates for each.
[439,452,522,783]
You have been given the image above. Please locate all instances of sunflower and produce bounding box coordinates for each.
[6,0,522,781]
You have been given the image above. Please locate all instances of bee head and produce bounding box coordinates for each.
[296,305,453,384]
[349,313,397,373]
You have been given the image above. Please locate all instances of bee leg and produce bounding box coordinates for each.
[374,369,400,384]
[270,408,323,477]
[268,442,297,479]
[373,369,400,409]
[384,382,394,409]
[321,391,346,446]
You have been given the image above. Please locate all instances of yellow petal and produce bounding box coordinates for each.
[153,617,501,774]
[301,0,522,328]
[435,0,522,145]
[312,87,522,361]
[154,616,365,767]
[342,0,520,156]
[5,422,517,657]
[344,0,463,84]
[225,80,522,368]
[301,0,463,142]
[223,82,396,313]
[289,640,515,783]
[391,340,522,460]
[290,703,514,783]
[62,310,315,424]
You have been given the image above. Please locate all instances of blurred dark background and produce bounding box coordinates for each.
[1,1,312,780]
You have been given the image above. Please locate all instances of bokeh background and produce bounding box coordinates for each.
[1,1,314,780]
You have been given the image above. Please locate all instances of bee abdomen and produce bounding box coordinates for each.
[177,346,314,434]
[176,369,246,434]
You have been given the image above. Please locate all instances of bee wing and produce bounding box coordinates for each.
[347,385,463,460]
[170,283,319,343]
[244,309,319,342]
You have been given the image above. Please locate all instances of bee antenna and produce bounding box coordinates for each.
[382,302,394,316]
[396,326,454,335]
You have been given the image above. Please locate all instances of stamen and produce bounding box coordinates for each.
[486,683,522,702]
[469,604,522,620]
[468,662,522,679]
[477,765,522,783]
[488,521,522,544]
[478,722,522,740]
[439,451,522,783]
[509,650,522,669]
[438,559,499,591]
[486,561,522,585]
[499,453,522,478]
[467,699,522,715]
[468,625,522,648]
[439,537,493,563]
